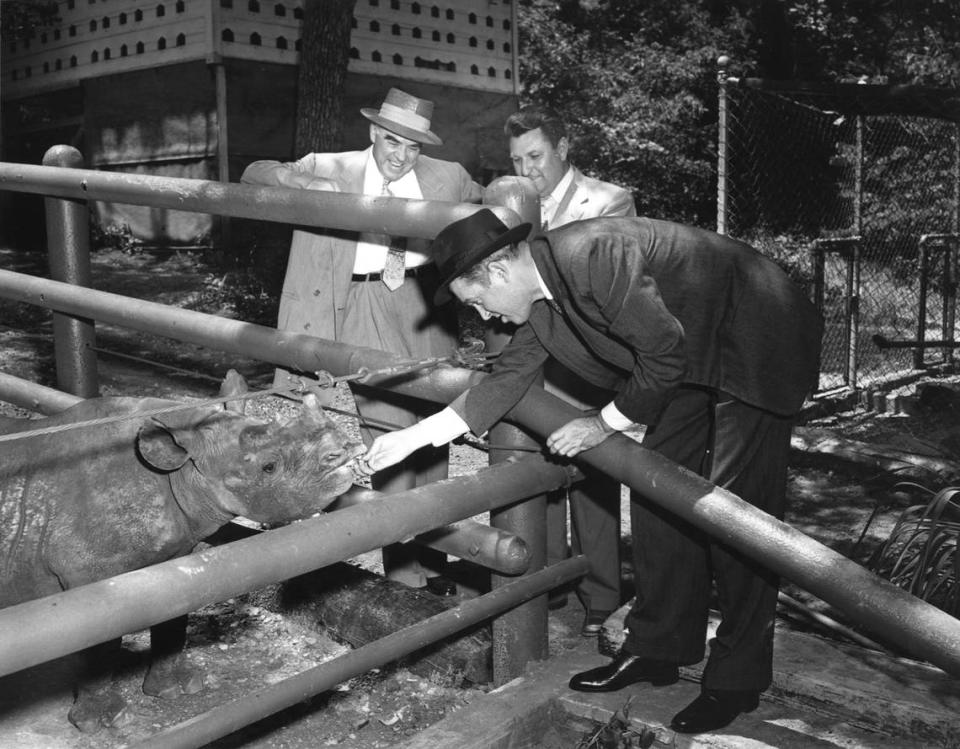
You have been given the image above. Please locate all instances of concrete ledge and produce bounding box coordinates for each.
[600,605,960,746]
[395,638,934,749]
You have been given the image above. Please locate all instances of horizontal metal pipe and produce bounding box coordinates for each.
[133,556,589,749]
[505,388,960,677]
[0,456,577,677]
[873,334,960,350]
[0,372,82,415]
[4,274,959,674]
[0,161,516,240]
[0,269,481,403]
[332,486,531,575]
[0,376,531,574]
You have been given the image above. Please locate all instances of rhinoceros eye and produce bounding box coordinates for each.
[262,461,277,474]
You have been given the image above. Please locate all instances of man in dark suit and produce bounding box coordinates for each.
[241,88,482,593]
[358,209,822,734]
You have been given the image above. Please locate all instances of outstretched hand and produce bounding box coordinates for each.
[545,414,616,458]
[355,429,423,477]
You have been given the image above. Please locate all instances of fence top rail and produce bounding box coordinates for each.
[724,76,960,124]
[0,160,519,240]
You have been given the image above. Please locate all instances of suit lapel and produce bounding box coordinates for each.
[554,168,589,225]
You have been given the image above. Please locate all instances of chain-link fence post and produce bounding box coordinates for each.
[716,55,730,235]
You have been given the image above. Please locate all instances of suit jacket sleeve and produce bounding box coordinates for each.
[241,153,345,188]
[449,323,549,436]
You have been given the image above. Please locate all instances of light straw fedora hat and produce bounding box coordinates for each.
[360,88,443,146]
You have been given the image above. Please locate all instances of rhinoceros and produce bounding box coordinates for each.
[0,371,362,731]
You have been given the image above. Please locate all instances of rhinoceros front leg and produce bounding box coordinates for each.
[142,615,205,699]
[67,639,130,732]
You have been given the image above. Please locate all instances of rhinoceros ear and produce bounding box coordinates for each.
[137,422,191,471]
[219,369,249,414]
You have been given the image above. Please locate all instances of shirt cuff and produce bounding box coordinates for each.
[421,407,470,447]
[600,401,634,432]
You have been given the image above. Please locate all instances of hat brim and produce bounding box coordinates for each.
[361,109,443,146]
[433,221,532,306]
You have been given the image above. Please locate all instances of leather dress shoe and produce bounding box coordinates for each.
[580,610,613,638]
[670,688,760,734]
[568,654,679,692]
[424,576,456,596]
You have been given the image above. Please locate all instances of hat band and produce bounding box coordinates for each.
[377,102,432,133]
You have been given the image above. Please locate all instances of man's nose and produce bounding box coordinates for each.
[395,145,413,161]
[519,159,533,177]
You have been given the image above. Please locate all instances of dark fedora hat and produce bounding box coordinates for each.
[361,88,443,146]
[431,209,532,305]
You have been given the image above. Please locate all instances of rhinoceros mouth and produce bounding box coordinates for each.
[322,440,366,477]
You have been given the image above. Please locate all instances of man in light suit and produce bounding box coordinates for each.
[241,88,483,592]
[505,104,636,635]
[358,209,822,735]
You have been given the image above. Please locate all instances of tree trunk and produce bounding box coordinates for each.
[295,0,357,155]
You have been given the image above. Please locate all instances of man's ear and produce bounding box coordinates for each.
[557,136,570,162]
[369,123,378,144]
[487,257,511,281]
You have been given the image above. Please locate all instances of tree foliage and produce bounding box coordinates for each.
[516,0,960,226]
[0,0,59,43]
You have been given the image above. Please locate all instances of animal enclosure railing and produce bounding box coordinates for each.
[3,147,960,745]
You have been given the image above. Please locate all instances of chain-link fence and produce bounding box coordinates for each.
[717,65,960,393]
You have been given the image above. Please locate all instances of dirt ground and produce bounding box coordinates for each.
[1,246,959,747]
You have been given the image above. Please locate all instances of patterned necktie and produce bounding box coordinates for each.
[381,179,407,291]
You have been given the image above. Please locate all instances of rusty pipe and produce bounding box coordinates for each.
[133,556,590,749]
[0,269,482,402]
[505,387,960,677]
[0,161,517,240]
[3,274,960,675]
[0,456,578,678]
[331,486,532,575]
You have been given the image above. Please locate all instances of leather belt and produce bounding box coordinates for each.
[351,265,434,282]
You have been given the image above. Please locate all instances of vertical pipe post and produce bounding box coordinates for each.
[850,111,864,389]
[716,55,730,235]
[42,145,98,398]
[482,175,549,683]
[917,239,930,370]
[941,239,956,365]
[848,240,861,389]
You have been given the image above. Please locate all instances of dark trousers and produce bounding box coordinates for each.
[544,360,622,613]
[623,386,794,692]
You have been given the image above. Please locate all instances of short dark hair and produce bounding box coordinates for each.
[504,104,568,148]
[457,244,522,287]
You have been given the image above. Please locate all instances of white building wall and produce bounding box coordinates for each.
[2,0,518,99]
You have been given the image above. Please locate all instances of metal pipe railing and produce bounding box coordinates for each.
[0,369,536,577]
[506,387,960,677]
[0,456,578,678]
[0,159,516,240]
[3,270,960,675]
[0,268,483,402]
[42,146,99,397]
[0,372,83,414]
[331,486,534,575]
[134,556,590,749]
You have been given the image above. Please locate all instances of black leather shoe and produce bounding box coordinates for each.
[580,610,613,638]
[568,654,679,692]
[670,689,760,734]
[424,576,456,596]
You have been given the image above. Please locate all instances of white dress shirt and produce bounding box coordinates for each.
[352,150,428,274]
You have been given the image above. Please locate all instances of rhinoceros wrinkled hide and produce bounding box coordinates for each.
[0,371,362,732]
